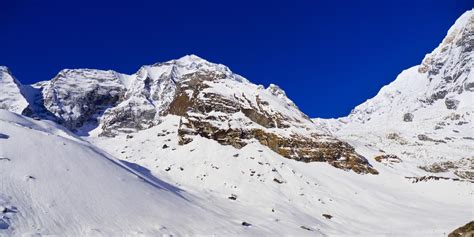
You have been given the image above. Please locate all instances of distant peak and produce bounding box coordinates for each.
[176,54,208,64]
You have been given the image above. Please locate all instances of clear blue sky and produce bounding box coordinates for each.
[1,0,471,118]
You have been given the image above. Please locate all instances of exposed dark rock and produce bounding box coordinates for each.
[465,82,474,92]
[417,134,446,143]
[273,178,284,184]
[419,160,459,173]
[300,226,313,231]
[405,176,473,183]
[445,98,460,110]
[164,72,378,174]
[374,154,401,163]
[322,214,333,219]
[386,133,408,145]
[430,90,448,101]
[241,221,252,227]
[448,221,474,237]
[454,170,474,180]
[403,113,414,122]
[26,175,35,180]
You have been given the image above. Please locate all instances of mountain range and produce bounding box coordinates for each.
[0,9,472,236]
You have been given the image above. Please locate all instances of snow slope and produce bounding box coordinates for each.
[89,115,472,236]
[0,110,274,236]
[0,109,470,236]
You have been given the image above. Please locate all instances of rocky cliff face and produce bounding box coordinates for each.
[0,55,377,174]
[164,62,377,174]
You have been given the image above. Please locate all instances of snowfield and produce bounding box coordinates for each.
[89,114,473,236]
[0,110,261,236]
[0,110,471,236]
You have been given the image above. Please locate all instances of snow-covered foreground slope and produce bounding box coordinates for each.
[89,115,472,236]
[0,109,471,236]
[0,110,276,236]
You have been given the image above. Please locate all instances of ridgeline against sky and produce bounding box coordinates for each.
[1,0,471,117]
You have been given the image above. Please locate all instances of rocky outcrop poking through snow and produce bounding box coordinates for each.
[165,70,377,173]
[448,221,474,237]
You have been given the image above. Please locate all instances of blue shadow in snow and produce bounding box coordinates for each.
[118,159,188,200]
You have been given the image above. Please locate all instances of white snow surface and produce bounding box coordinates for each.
[88,115,472,236]
[0,67,29,114]
[0,110,269,236]
[0,110,471,236]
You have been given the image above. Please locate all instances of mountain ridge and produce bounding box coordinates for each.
[0,54,378,174]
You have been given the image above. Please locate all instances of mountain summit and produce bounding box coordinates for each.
[314,9,473,180]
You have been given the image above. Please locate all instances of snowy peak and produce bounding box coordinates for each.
[314,10,474,181]
[0,67,29,114]
[176,54,208,64]
[347,9,473,125]
[418,9,473,102]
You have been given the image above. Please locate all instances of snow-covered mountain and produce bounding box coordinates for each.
[0,9,472,236]
[1,55,377,174]
[313,9,473,181]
